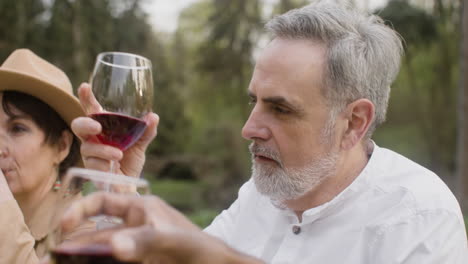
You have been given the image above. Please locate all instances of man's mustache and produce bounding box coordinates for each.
[248,143,283,168]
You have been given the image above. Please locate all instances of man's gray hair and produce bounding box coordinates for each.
[266,1,403,137]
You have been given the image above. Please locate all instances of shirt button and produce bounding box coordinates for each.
[292,225,301,235]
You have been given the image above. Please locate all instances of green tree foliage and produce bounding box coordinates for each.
[0,0,188,158]
[165,0,265,206]
[375,0,460,186]
[457,0,468,215]
[193,0,262,123]
[0,0,46,59]
[377,0,437,45]
[273,0,310,14]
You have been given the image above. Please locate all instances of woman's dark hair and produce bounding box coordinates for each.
[1,91,80,178]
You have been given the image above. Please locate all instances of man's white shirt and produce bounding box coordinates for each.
[205,143,468,263]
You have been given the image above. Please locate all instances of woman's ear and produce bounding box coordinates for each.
[340,99,375,150]
[56,130,73,164]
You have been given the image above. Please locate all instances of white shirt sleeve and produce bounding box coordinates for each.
[203,179,254,243]
[204,197,240,242]
[367,210,468,264]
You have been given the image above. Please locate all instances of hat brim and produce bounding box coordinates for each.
[0,69,85,126]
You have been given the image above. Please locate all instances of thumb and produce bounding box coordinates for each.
[132,112,159,151]
[110,226,159,262]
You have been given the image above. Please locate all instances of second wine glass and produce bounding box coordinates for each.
[90,52,153,173]
[46,167,149,264]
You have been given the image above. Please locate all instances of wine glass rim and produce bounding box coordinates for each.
[66,167,149,187]
[96,51,152,69]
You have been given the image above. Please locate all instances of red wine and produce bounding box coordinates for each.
[51,244,139,264]
[90,113,147,150]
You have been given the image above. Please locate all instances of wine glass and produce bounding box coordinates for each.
[89,52,153,173]
[47,167,150,264]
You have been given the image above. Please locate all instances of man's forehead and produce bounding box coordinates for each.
[248,42,326,108]
[260,38,326,66]
[255,39,325,85]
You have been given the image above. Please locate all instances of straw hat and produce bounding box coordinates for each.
[0,49,84,125]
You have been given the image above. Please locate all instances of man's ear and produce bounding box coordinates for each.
[340,99,375,150]
[56,130,73,164]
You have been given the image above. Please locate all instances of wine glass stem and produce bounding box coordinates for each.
[109,160,115,174]
[98,160,116,227]
[105,160,116,192]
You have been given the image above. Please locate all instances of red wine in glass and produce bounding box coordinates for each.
[51,244,139,264]
[90,113,147,151]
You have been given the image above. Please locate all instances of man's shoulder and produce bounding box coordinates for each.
[373,145,437,180]
[367,145,462,222]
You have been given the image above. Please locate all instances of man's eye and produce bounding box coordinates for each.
[273,106,290,114]
[248,98,257,105]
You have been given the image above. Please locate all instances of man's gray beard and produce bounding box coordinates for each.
[250,143,339,204]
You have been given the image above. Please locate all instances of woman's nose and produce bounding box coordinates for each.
[0,147,9,158]
[0,132,12,158]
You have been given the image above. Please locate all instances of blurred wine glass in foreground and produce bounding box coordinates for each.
[47,167,149,264]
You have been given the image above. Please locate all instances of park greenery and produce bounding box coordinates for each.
[0,0,464,227]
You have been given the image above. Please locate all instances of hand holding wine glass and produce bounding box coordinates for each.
[72,52,159,177]
[74,84,158,178]
[56,192,263,264]
[90,52,153,175]
[46,168,151,264]
[43,187,263,264]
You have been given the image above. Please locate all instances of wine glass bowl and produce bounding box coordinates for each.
[47,167,150,264]
[89,113,147,151]
[63,167,150,196]
[90,52,153,151]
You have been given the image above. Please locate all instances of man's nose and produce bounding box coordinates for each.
[241,109,271,141]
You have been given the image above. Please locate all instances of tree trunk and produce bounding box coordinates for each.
[456,0,468,214]
[15,0,26,45]
[72,0,86,85]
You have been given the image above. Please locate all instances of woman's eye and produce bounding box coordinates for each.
[10,124,28,134]
[248,98,256,105]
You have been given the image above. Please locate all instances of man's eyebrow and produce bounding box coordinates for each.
[264,96,304,112]
[247,91,304,113]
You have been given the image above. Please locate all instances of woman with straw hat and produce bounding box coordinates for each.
[0,49,92,262]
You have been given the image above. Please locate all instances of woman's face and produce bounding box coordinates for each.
[0,93,69,195]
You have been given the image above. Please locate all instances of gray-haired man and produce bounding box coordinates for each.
[67,1,467,263]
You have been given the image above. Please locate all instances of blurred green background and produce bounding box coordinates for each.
[0,0,465,228]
